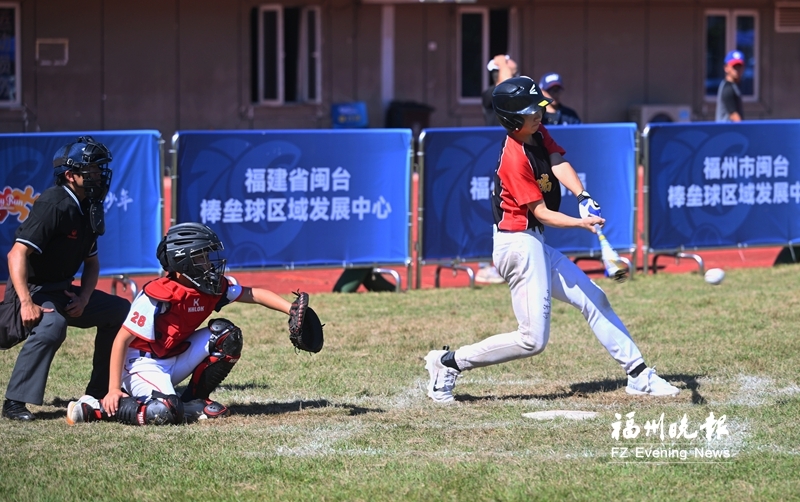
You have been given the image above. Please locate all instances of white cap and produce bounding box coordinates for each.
[487,55,510,72]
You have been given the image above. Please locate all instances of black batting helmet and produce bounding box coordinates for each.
[492,76,552,131]
[157,223,226,295]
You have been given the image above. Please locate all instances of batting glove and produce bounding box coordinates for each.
[577,191,602,219]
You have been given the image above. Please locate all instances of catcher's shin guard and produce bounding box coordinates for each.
[116,391,185,426]
[181,318,243,402]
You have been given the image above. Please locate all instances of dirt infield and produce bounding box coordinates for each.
[71,244,781,301]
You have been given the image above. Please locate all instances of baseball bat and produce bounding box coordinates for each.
[594,224,628,282]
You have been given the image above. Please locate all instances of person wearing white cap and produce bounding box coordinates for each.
[478,55,519,284]
[481,55,518,127]
[538,73,581,126]
[716,50,745,122]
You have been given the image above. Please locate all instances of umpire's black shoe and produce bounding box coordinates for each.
[2,399,35,421]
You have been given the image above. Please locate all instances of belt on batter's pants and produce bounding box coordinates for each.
[139,350,155,359]
[494,225,543,234]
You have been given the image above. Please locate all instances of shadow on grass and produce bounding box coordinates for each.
[230,400,385,417]
[456,373,706,405]
[214,382,272,392]
[40,397,384,421]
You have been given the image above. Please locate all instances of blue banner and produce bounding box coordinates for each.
[0,131,163,280]
[174,130,412,268]
[419,124,637,261]
[646,121,800,250]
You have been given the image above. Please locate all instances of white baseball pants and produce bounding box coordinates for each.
[455,228,644,373]
[122,328,213,398]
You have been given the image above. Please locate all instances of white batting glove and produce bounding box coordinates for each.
[577,191,602,219]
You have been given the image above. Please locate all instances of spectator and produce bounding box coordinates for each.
[478,55,518,284]
[482,55,518,127]
[716,50,745,123]
[539,73,581,125]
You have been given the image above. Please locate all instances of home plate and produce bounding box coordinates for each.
[522,410,598,421]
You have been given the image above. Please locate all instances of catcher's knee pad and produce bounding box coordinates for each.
[181,318,243,402]
[207,318,243,358]
[116,391,185,426]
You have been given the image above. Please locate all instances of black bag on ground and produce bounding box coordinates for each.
[0,280,27,350]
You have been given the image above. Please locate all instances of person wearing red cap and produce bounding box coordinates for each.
[716,50,745,122]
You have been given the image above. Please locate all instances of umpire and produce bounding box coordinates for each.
[2,136,130,421]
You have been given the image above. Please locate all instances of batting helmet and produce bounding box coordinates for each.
[492,76,553,131]
[52,136,113,200]
[157,223,227,295]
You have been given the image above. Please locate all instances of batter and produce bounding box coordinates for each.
[424,76,680,402]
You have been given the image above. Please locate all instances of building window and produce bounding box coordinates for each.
[0,3,20,106]
[458,7,516,103]
[705,10,758,101]
[253,5,321,105]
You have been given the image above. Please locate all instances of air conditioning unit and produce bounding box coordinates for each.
[628,104,692,130]
[776,2,800,33]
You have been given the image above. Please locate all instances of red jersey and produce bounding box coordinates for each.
[123,276,243,358]
[492,125,566,232]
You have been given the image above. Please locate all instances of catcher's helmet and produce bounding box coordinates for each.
[492,76,553,131]
[52,136,113,200]
[157,223,226,295]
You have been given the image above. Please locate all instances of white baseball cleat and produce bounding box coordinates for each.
[475,266,505,285]
[424,348,460,403]
[626,367,680,396]
[66,395,101,425]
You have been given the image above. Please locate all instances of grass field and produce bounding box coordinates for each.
[1,265,799,501]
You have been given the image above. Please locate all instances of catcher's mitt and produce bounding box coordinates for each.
[288,291,324,353]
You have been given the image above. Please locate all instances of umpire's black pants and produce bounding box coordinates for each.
[5,281,130,405]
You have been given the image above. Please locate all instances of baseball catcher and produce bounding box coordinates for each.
[65,222,325,426]
[288,291,324,353]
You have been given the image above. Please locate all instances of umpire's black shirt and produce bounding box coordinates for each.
[14,185,98,285]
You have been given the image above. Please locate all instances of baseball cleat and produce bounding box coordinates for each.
[475,266,505,285]
[66,395,102,425]
[424,347,460,403]
[626,367,680,397]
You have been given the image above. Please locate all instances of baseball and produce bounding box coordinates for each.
[704,268,725,285]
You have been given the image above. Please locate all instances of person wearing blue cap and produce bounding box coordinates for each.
[539,73,581,126]
[715,50,745,122]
